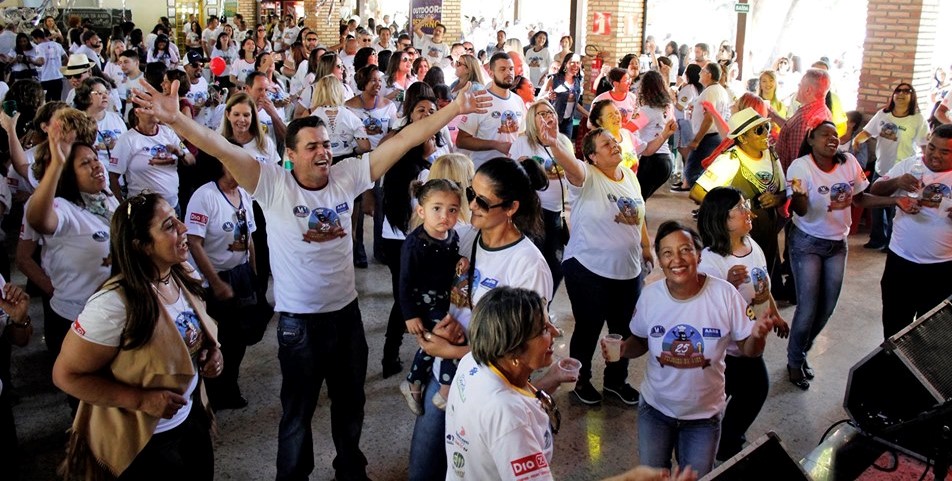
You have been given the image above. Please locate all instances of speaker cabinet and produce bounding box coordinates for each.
[701,431,810,480]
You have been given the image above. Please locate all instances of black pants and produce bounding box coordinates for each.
[41,78,64,102]
[716,355,768,461]
[43,303,71,360]
[381,237,406,365]
[535,209,564,296]
[252,201,270,298]
[118,403,213,480]
[203,288,248,406]
[352,194,368,265]
[881,249,952,338]
[564,257,641,385]
[0,386,18,481]
[637,152,673,200]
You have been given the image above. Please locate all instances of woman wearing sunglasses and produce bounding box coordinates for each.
[185,152,257,411]
[448,286,698,481]
[690,107,786,285]
[408,156,554,480]
[851,82,930,250]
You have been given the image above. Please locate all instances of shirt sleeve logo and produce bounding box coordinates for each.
[510,453,548,477]
[189,212,208,225]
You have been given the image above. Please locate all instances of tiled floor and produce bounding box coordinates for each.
[8,187,927,480]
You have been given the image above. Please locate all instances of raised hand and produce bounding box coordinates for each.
[0,110,19,133]
[47,119,69,166]
[453,82,492,115]
[133,78,183,126]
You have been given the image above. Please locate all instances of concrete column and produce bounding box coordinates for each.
[581,0,644,105]
[857,0,939,114]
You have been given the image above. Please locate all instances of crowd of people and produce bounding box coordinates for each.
[0,9,949,481]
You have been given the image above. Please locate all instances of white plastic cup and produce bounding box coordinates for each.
[558,357,582,379]
[603,334,623,362]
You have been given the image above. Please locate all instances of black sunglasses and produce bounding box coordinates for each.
[466,186,506,211]
[751,122,771,137]
[530,383,561,435]
[66,72,84,79]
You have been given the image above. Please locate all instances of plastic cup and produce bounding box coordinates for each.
[603,334,623,362]
[558,357,582,379]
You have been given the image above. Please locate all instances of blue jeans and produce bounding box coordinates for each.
[408,378,446,481]
[685,133,721,187]
[786,225,847,368]
[637,399,721,477]
[275,300,369,481]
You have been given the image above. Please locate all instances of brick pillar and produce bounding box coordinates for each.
[857,0,938,115]
[581,0,644,106]
[305,0,344,49]
[439,0,463,44]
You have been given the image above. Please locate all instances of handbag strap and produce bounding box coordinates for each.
[467,231,480,308]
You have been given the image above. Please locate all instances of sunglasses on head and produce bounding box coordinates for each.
[530,383,561,435]
[466,186,507,211]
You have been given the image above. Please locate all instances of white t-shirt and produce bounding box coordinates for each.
[109,125,185,207]
[41,197,118,321]
[509,135,565,212]
[72,287,201,434]
[635,104,674,155]
[186,77,210,110]
[457,90,526,169]
[525,47,552,88]
[448,225,553,327]
[882,157,952,263]
[282,26,301,48]
[630,276,753,420]
[118,73,144,106]
[445,354,555,481]
[563,163,645,280]
[862,110,929,175]
[786,153,869,241]
[290,60,309,97]
[146,48,179,68]
[94,111,128,171]
[691,84,732,136]
[35,40,66,81]
[415,33,449,62]
[202,27,222,50]
[257,107,279,151]
[211,45,238,68]
[185,182,257,271]
[675,84,699,121]
[698,241,770,357]
[311,107,369,157]
[241,136,281,165]
[6,146,37,197]
[592,90,638,128]
[231,58,256,84]
[252,157,373,313]
[346,101,398,149]
[103,61,125,86]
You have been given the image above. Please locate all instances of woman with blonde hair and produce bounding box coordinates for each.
[451,54,486,96]
[758,70,787,125]
[309,75,370,163]
[510,99,573,295]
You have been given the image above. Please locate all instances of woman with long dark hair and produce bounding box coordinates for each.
[635,70,677,199]
[672,64,703,190]
[382,50,414,113]
[54,190,221,479]
[851,82,929,250]
[147,34,179,69]
[543,53,586,137]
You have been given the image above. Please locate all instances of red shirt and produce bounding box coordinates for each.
[777,100,832,173]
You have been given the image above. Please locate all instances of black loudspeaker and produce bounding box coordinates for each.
[845,299,952,460]
[701,432,810,480]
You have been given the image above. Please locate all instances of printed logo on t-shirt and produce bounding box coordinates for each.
[190,212,208,225]
[452,451,465,477]
[143,144,176,166]
[92,231,109,242]
[292,205,310,217]
[222,221,234,232]
[657,324,711,369]
[72,320,86,336]
[174,310,204,356]
[96,129,121,152]
[826,182,853,211]
[649,325,666,338]
[702,328,721,338]
[608,193,643,226]
[449,258,475,308]
[363,116,385,135]
[335,202,349,214]
[302,207,342,243]
[750,267,770,305]
[480,277,499,289]
[496,110,522,134]
[447,427,470,453]
[921,183,952,208]
[879,121,900,142]
[510,452,548,477]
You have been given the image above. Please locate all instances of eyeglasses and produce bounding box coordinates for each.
[466,186,507,211]
[536,110,556,119]
[91,90,108,96]
[730,198,753,214]
[895,88,913,94]
[401,57,411,62]
[529,383,561,435]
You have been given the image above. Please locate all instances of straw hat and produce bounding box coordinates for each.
[727,107,769,139]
